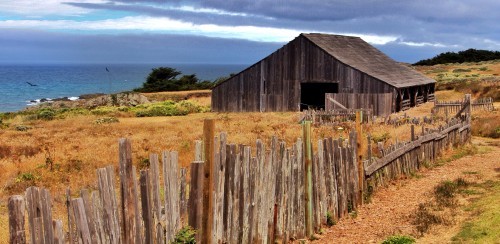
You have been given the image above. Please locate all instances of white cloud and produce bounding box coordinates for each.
[0,15,398,44]
[0,0,105,17]
[398,41,447,48]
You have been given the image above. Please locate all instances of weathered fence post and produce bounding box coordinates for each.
[201,119,215,244]
[8,195,26,244]
[189,161,205,243]
[119,138,141,244]
[149,154,164,243]
[97,166,120,244]
[355,111,364,205]
[140,170,153,244]
[52,220,64,244]
[302,121,313,238]
[163,151,180,242]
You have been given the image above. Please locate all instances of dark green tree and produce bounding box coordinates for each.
[414,48,500,66]
[134,67,182,92]
[134,66,232,92]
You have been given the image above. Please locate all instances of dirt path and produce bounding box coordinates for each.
[311,137,500,244]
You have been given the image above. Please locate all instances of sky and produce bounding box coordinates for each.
[0,0,499,65]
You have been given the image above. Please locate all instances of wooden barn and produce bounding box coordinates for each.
[211,33,436,116]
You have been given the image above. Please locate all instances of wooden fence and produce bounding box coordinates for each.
[325,93,393,116]
[8,119,472,244]
[302,109,372,125]
[364,117,471,191]
[432,96,494,115]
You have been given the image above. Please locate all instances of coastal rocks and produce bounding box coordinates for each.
[84,92,150,108]
[25,92,150,110]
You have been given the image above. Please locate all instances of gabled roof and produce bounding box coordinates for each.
[302,33,435,88]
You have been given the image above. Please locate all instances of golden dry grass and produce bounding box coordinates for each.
[0,77,496,240]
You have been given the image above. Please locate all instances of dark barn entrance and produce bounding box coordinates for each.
[300,82,338,110]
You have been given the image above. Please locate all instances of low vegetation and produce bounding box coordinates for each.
[452,180,500,243]
[381,235,415,244]
[414,49,500,65]
[0,100,210,123]
[172,225,196,244]
[412,178,470,235]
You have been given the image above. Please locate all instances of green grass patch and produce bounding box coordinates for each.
[172,225,196,244]
[452,181,500,243]
[381,235,415,244]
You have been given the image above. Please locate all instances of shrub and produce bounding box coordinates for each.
[326,211,336,226]
[372,132,391,143]
[172,225,196,244]
[94,117,119,124]
[91,106,120,115]
[37,108,56,120]
[381,235,415,244]
[15,125,32,131]
[16,172,37,182]
[452,68,471,73]
[412,203,443,235]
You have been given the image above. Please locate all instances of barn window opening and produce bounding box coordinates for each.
[300,83,338,110]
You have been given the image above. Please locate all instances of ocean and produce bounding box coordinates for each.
[0,63,246,112]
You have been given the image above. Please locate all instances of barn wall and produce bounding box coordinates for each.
[212,36,395,112]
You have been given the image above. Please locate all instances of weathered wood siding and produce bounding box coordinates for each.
[212,35,394,112]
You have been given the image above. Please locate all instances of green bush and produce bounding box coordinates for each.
[452,68,471,73]
[15,172,37,182]
[133,100,207,117]
[91,106,120,115]
[326,211,336,226]
[37,108,56,120]
[381,235,415,244]
[172,225,196,244]
[94,117,119,124]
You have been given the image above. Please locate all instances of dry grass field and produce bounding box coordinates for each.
[0,61,498,242]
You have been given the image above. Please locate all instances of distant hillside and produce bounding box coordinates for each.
[414,48,500,66]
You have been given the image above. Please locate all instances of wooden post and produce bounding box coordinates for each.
[179,167,188,223]
[119,138,140,244]
[97,166,120,244]
[302,121,313,238]
[355,111,364,205]
[189,161,205,243]
[163,151,180,242]
[149,154,164,243]
[8,195,26,244]
[66,188,73,244]
[140,170,154,244]
[52,220,64,244]
[202,119,215,244]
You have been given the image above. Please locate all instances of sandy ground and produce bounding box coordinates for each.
[311,137,500,244]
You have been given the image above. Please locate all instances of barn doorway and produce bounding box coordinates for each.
[300,82,338,110]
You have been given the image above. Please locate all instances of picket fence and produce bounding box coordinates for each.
[8,118,471,244]
[432,96,494,115]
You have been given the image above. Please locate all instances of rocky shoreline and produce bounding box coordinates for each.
[25,92,150,110]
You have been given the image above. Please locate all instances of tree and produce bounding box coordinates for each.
[134,66,230,92]
[134,67,182,92]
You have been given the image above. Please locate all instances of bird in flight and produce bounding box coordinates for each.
[26,82,38,86]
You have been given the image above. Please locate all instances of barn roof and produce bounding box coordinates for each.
[302,33,435,88]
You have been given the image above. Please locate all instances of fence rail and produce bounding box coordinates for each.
[365,117,470,186]
[302,109,372,125]
[433,96,494,115]
[8,117,471,244]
